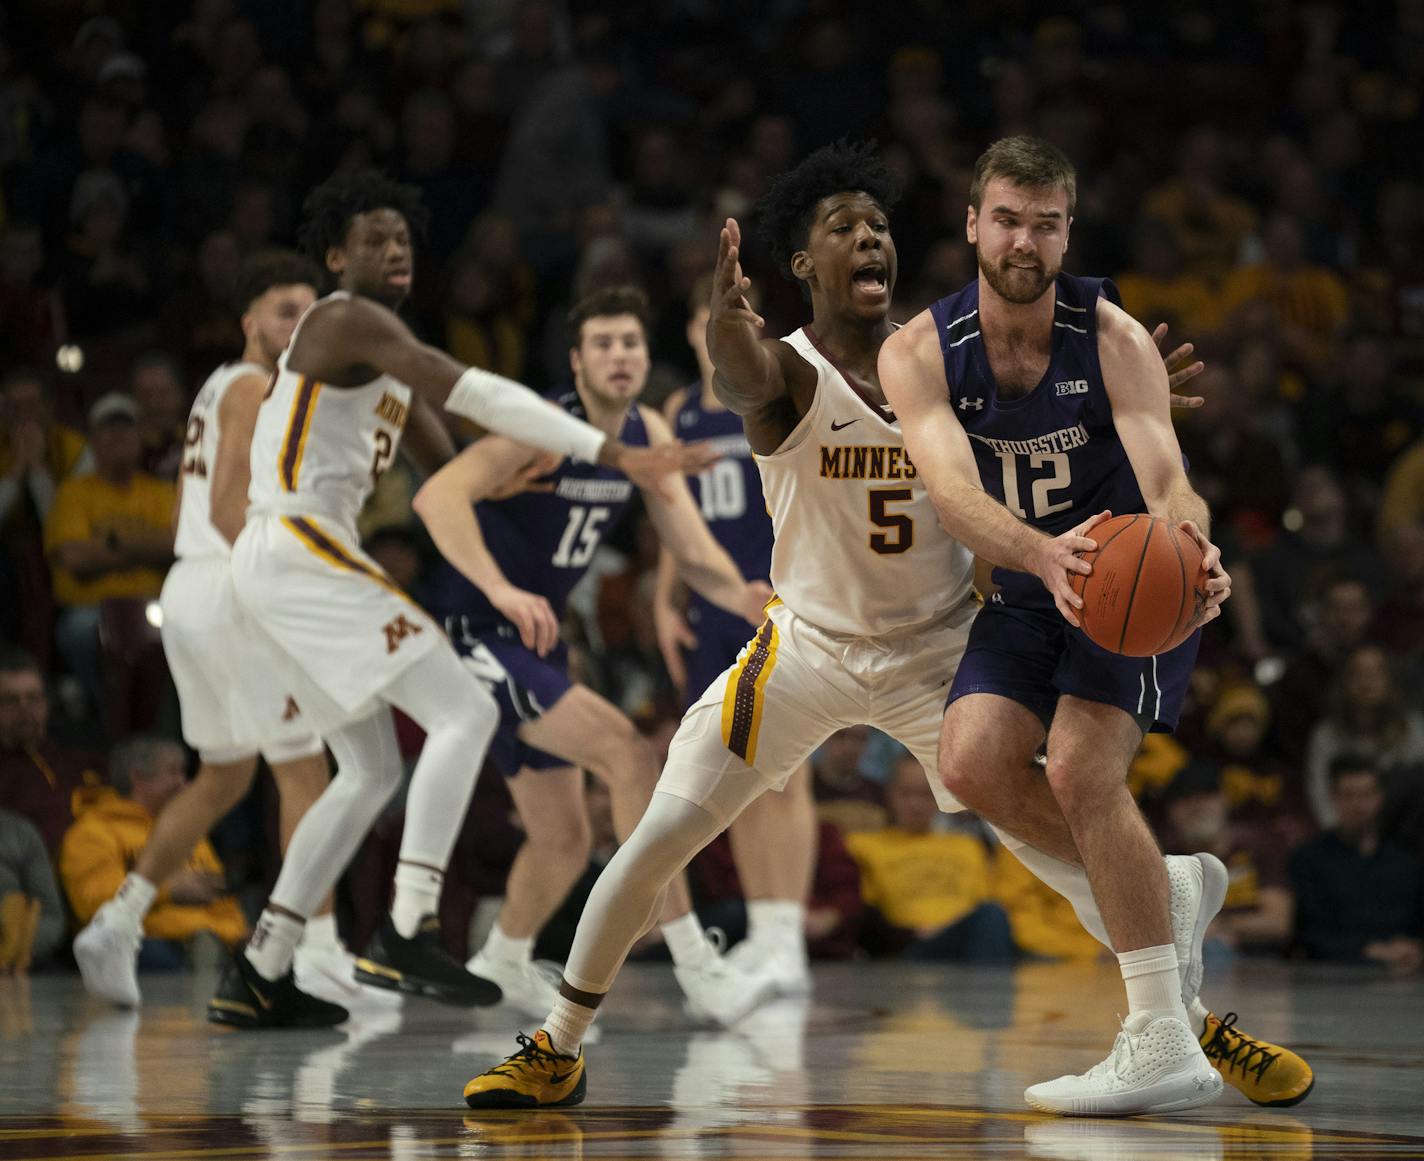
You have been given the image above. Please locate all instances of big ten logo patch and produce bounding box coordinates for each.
[383,613,424,654]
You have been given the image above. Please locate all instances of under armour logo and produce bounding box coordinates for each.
[958,397,984,411]
[281,696,301,722]
[383,613,424,654]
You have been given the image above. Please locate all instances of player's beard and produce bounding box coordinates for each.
[978,245,1058,305]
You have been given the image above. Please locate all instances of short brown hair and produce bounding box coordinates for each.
[234,247,322,314]
[566,285,650,349]
[969,135,1077,217]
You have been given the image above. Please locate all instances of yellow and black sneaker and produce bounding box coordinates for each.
[464,1030,586,1109]
[207,951,348,1029]
[355,914,501,1006]
[1200,1011,1315,1107]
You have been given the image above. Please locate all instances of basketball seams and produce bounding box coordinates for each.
[1156,523,1190,655]
[1074,513,1138,630]
[1116,516,1155,654]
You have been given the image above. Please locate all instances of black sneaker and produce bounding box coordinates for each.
[353,914,502,1006]
[207,951,349,1029]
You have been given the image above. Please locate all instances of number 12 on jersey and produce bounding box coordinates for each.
[994,450,1073,520]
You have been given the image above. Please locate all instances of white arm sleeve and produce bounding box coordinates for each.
[446,367,607,464]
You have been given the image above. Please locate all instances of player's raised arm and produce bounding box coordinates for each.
[294,294,703,494]
[637,406,772,625]
[411,436,561,656]
[706,218,792,415]
[1098,301,1231,621]
[879,311,1103,626]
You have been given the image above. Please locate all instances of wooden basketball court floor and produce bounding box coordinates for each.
[1,958,1419,1160]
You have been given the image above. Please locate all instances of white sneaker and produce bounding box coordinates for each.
[465,949,561,1019]
[1166,853,1228,1008]
[1024,1118,1224,1160]
[675,943,778,1028]
[725,938,813,997]
[294,941,402,1009]
[74,905,142,1008]
[1025,1012,1224,1116]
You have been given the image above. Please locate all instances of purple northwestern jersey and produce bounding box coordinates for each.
[672,387,774,704]
[933,273,1200,731]
[931,273,1149,597]
[427,390,649,632]
[673,388,774,600]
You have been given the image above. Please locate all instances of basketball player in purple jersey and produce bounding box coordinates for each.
[882,136,1248,1115]
[415,286,775,1027]
[653,279,817,998]
[463,141,1310,1112]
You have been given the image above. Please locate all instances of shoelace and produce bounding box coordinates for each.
[1202,1012,1278,1082]
[487,1033,569,1079]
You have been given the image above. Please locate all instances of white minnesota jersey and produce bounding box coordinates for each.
[247,292,411,538]
[755,327,974,637]
[174,360,267,561]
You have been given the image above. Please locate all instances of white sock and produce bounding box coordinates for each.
[482,924,533,964]
[245,910,305,981]
[391,863,442,938]
[746,899,804,948]
[109,873,156,928]
[302,912,341,950]
[660,912,711,967]
[544,995,597,1056]
[1188,996,1210,1036]
[1118,944,1187,1021]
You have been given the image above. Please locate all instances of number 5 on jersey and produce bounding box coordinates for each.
[868,488,913,554]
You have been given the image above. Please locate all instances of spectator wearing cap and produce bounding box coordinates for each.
[43,394,174,727]
[0,648,106,860]
[1201,683,1311,840]
[1289,756,1423,974]
[57,167,158,341]
[1158,761,1294,958]
[59,735,246,971]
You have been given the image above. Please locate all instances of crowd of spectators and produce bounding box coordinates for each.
[0,0,1421,976]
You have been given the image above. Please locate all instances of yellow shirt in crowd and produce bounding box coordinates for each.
[43,472,175,606]
[58,787,247,947]
[845,828,992,933]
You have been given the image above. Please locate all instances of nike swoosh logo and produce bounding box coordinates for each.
[549,1070,574,1084]
[249,985,272,1010]
[830,418,860,431]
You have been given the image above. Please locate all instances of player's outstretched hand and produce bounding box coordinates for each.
[710,218,765,331]
[654,604,697,695]
[487,452,562,501]
[1152,322,1206,408]
[488,582,560,656]
[1178,519,1231,628]
[739,579,776,625]
[617,440,719,499]
[1035,509,1112,628]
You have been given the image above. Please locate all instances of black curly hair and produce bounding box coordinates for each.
[755,139,900,282]
[296,170,429,264]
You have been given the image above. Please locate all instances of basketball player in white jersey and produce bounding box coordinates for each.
[209,171,706,1028]
[72,250,371,1011]
[653,279,817,999]
[462,141,1312,1110]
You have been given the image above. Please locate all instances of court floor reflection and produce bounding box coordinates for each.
[1,959,1419,1159]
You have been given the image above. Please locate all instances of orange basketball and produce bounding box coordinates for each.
[1069,514,1208,657]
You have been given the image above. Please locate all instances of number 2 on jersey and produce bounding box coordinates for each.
[994,450,1073,519]
[552,505,611,567]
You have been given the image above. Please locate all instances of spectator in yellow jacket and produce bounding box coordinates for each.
[60,735,246,970]
[845,756,1012,961]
